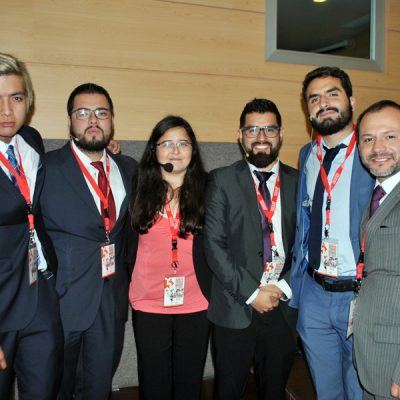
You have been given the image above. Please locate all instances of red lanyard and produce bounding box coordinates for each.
[70,143,112,237]
[354,229,367,293]
[164,197,180,272]
[254,173,280,255]
[0,147,34,232]
[316,130,356,237]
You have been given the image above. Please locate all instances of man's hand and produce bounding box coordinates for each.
[391,382,400,398]
[251,284,282,313]
[0,346,7,370]
[107,139,121,155]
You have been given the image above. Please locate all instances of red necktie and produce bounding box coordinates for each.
[91,161,116,230]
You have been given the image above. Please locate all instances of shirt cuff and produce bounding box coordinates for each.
[275,279,292,301]
[246,288,260,305]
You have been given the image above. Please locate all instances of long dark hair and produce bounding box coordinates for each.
[131,115,207,237]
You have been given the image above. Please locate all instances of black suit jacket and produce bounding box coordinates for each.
[204,160,298,330]
[40,142,137,331]
[0,126,57,332]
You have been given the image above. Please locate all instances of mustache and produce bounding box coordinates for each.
[251,141,272,149]
[368,152,394,160]
[316,107,339,118]
[84,125,104,134]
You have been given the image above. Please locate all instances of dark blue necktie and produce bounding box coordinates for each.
[254,170,273,264]
[6,144,21,187]
[308,145,343,269]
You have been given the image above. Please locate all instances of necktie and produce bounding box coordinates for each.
[254,170,273,264]
[369,185,386,217]
[308,145,343,269]
[6,144,20,187]
[91,161,116,230]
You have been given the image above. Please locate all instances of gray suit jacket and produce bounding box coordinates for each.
[353,180,400,397]
[204,159,298,330]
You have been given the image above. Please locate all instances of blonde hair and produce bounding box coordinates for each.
[0,53,34,111]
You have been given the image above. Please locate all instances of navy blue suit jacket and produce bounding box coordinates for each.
[40,143,136,331]
[0,126,57,333]
[289,141,375,308]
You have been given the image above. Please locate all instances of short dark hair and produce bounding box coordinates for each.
[357,99,400,136]
[67,83,114,116]
[239,98,282,128]
[302,66,353,102]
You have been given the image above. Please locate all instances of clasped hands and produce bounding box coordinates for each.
[251,284,282,314]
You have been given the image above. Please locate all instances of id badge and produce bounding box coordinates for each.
[318,238,339,277]
[28,239,38,286]
[101,242,116,278]
[347,297,357,338]
[260,255,285,285]
[164,276,185,307]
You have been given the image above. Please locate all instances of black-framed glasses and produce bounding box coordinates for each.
[241,125,280,138]
[156,140,192,150]
[71,108,112,120]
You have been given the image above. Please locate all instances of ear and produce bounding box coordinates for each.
[350,96,356,111]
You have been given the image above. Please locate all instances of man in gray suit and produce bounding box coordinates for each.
[204,98,298,399]
[354,99,400,400]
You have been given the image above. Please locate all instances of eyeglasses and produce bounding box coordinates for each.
[156,140,192,150]
[71,108,112,120]
[241,125,280,138]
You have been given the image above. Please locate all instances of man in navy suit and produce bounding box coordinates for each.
[0,53,63,399]
[290,66,375,400]
[205,98,298,400]
[40,83,136,400]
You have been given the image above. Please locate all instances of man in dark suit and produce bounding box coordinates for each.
[40,83,136,400]
[354,100,400,400]
[204,98,298,399]
[0,53,63,399]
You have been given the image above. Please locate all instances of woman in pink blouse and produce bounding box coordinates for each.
[129,115,211,400]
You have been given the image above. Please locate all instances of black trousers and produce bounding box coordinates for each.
[132,309,210,400]
[59,282,124,400]
[213,307,296,400]
[0,273,64,400]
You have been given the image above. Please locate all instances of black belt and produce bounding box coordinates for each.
[307,266,354,292]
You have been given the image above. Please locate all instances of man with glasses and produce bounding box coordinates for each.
[204,98,298,399]
[0,52,63,400]
[40,83,137,399]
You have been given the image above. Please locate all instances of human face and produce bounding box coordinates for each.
[155,127,192,175]
[69,93,113,152]
[239,112,282,169]
[0,74,28,143]
[358,107,400,182]
[306,77,355,136]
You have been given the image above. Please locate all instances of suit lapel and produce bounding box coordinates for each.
[235,160,262,236]
[366,181,400,234]
[58,143,103,222]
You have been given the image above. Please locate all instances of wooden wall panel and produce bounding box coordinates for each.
[2,0,400,167]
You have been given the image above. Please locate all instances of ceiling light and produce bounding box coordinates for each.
[313,0,327,3]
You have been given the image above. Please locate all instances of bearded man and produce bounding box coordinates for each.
[290,66,375,400]
[204,98,298,400]
[40,83,137,400]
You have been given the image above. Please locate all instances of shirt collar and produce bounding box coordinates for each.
[377,170,400,197]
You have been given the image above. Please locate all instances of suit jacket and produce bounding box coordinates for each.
[40,142,136,331]
[0,125,58,332]
[353,180,400,397]
[204,159,298,330]
[289,142,374,308]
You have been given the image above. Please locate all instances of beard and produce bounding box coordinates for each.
[245,140,282,168]
[364,152,400,179]
[70,125,113,152]
[310,103,353,136]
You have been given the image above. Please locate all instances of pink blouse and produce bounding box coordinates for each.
[129,215,208,314]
